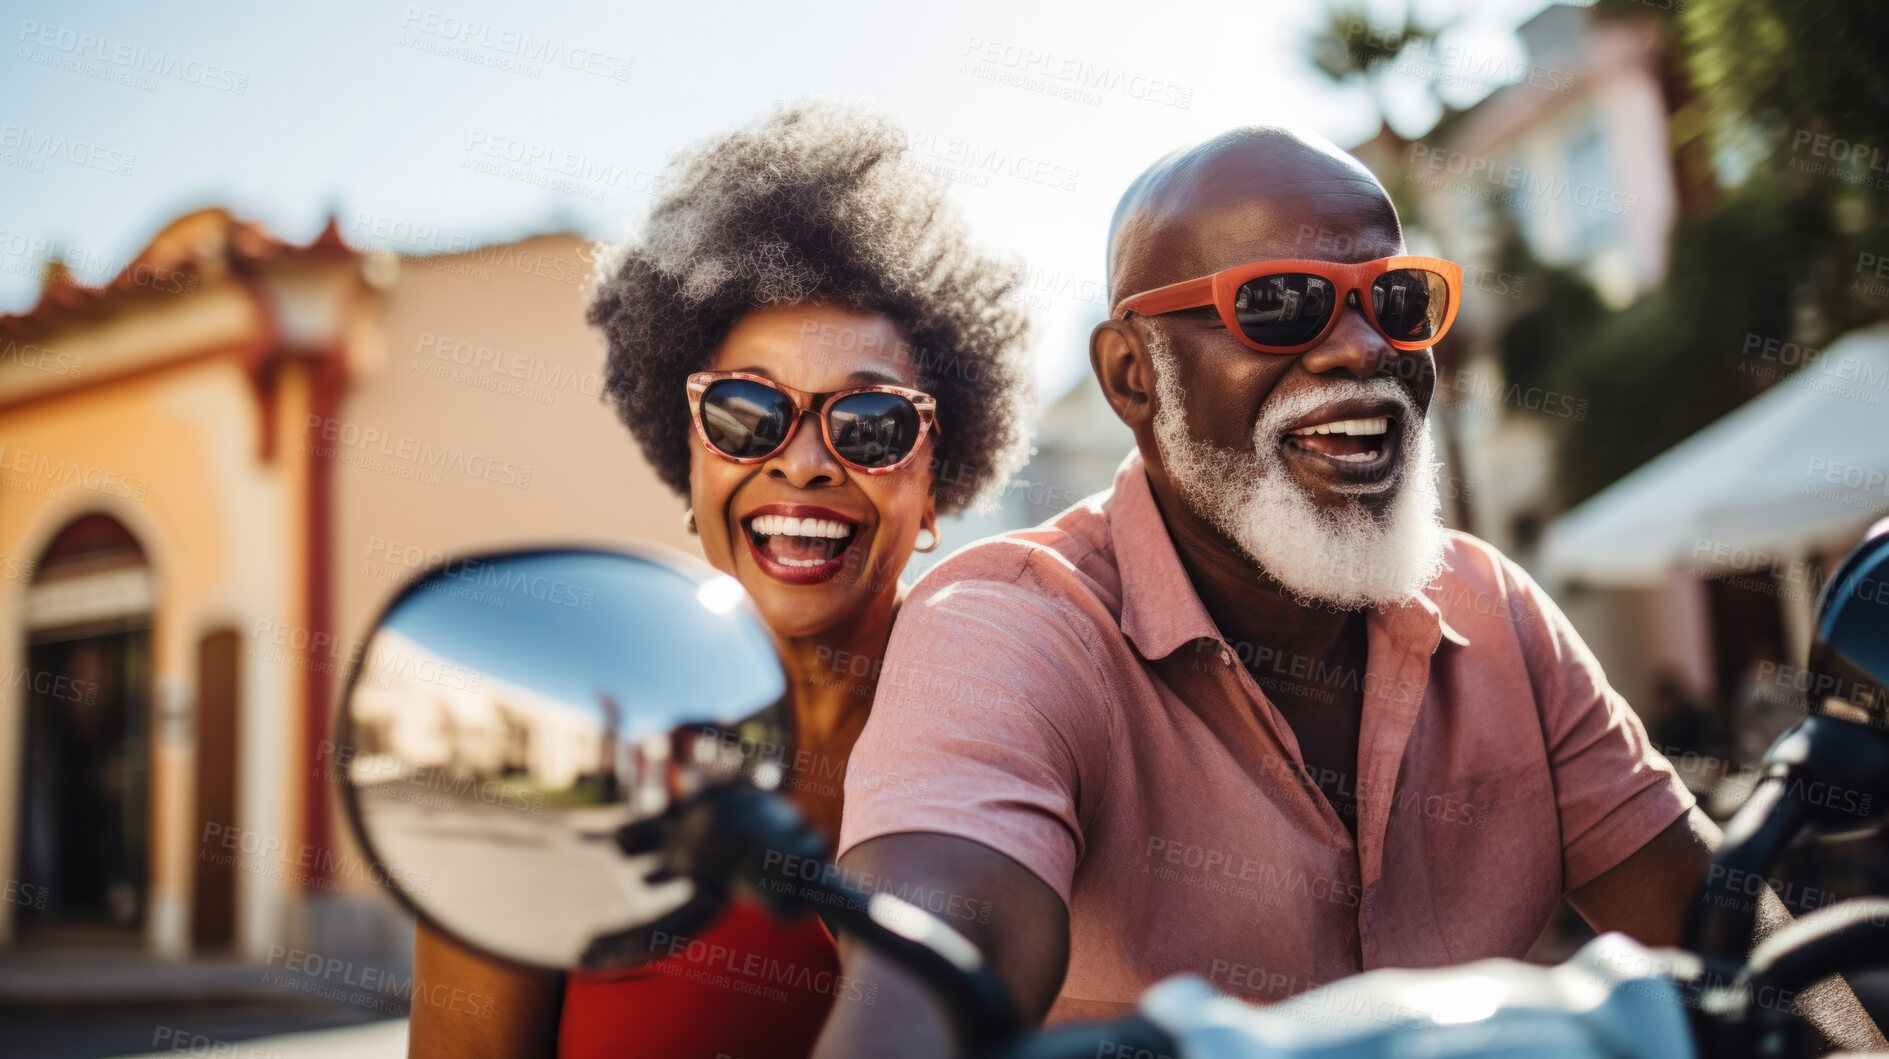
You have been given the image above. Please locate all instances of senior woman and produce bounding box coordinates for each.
[408,101,1034,1059]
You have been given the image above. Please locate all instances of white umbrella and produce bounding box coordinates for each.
[1540,324,1889,587]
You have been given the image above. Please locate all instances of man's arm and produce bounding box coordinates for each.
[1566,805,1885,1053]
[811,833,1069,1059]
[816,571,1107,1056]
[1563,805,1715,946]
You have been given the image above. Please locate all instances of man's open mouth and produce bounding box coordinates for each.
[742,510,863,584]
[1281,412,1400,487]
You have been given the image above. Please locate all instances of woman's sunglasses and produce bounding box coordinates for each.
[686,371,940,474]
[1111,255,1462,354]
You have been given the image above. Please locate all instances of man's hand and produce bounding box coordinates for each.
[1567,805,1885,1053]
[811,833,1069,1059]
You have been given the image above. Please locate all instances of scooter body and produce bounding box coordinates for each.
[1135,934,1694,1059]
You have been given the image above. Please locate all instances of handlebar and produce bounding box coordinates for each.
[1683,714,1889,963]
[629,781,1027,1051]
[1741,898,1889,1004]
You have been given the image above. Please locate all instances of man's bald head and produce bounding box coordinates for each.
[1090,125,1444,608]
[1107,126,1402,308]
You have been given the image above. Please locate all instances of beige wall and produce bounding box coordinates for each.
[315,235,699,936]
[333,233,701,660]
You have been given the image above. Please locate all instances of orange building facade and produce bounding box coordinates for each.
[0,210,693,960]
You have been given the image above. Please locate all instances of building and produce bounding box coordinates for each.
[0,208,694,962]
[1398,3,1679,557]
[1389,4,1693,719]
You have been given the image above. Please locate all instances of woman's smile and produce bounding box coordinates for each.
[739,502,869,585]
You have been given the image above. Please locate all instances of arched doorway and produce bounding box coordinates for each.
[13,514,154,947]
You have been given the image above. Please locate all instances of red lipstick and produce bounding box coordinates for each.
[739,504,866,586]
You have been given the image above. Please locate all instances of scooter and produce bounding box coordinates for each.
[332,530,1889,1058]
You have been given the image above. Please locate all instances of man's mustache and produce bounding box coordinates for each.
[1250,378,1423,448]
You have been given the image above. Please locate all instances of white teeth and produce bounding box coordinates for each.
[1325,451,1378,463]
[747,514,855,539]
[777,556,827,567]
[1287,416,1390,437]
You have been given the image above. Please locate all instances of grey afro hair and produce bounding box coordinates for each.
[586,100,1036,514]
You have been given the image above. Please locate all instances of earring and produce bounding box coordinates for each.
[914,527,938,553]
[683,507,698,535]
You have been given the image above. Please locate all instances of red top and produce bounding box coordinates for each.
[558,899,843,1059]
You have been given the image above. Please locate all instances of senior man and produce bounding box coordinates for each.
[813,126,1882,1057]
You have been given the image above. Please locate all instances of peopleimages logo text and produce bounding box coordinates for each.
[303,415,532,489]
[398,8,633,80]
[1405,144,1639,217]
[15,19,250,93]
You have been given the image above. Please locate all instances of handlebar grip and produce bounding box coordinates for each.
[1744,897,1889,996]
[979,1013,1180,1059]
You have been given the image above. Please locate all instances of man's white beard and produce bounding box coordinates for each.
[1147,332,1448,610]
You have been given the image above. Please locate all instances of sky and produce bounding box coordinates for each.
[0,0,1553,402]
[383,550,785,734]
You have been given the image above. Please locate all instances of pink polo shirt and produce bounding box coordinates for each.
[837,449,1694,1022]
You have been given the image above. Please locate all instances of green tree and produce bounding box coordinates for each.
[1495,0,1889,506]
[1308,5,1448,145]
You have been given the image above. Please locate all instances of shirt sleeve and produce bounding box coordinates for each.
[1505,559,1698,891]
[837,569,1110,906]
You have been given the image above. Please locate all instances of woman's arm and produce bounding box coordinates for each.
[409,919,565,1059]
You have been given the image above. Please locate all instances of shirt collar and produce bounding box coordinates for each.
[1415,589,1473,648]
[1107,448,1471,659]
[1109,449,1222,660]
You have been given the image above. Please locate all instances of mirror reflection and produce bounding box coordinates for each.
[339,547,788,970]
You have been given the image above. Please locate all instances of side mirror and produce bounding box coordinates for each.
[334,546,788,971]
[1806,528,1889,729]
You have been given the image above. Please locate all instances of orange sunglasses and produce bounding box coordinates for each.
[1112,255,1463,354]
